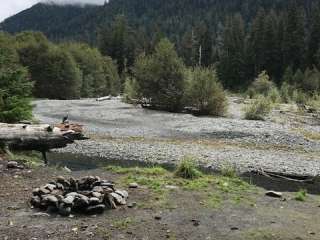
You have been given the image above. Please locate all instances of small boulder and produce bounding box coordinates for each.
[129,183,139,189]
[7,161,19,169]
[110,192,126,205]
[265,191,283,198]
[92,192,102,198]
[89,197,101,206]
[86,204,106,215]
[63,195,75,205]
[58,203,71,216]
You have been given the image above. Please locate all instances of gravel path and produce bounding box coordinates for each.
[33,99,320,176]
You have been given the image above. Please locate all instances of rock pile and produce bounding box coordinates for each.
[30,176,128,216]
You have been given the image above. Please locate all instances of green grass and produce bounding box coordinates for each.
[174,156,202,179]
[112,217,134,230]
[104,161,255,210]
[295,189,307,202]
[8,151,43,168]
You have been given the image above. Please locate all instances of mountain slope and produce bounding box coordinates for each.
[0,0,315,44]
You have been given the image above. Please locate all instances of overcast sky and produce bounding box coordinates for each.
[0,0,105,22]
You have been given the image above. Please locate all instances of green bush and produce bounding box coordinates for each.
[185,67,228,116]
[248,71,275,98]
[0,33,33,123]
[123,77,140,103]
[280,82,293,103]
[175,156,202,179]
[244,96,272,121]
[295,189,307,202]
[267,87,281,103]
[301,67,320,92]
[134,38,186,112]
[292,89,308,105]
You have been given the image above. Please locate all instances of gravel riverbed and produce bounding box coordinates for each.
[33,99,320,176]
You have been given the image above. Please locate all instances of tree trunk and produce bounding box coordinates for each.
[0,122,87,152]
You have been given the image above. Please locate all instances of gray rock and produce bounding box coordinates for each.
[92,192,102,198]
[103,193,117,209]
[39,187,51,195]
[58,203,71,216]
[86,204,106,215]
[30,196,41,208]
[92,186,104,193]
[43,195,58,205]
[115,190,129,199]
[7,161,19,169]
[63,195,75,205]
[110,192,126,205]
[129,183,139,189]
[44,184,56,192]
[89,197,100,205]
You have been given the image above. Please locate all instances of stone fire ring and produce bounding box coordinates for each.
[30,176,128,216]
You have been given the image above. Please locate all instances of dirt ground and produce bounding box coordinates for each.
[1,157,320,240]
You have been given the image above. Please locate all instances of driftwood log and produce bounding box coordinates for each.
[0,122,87,164]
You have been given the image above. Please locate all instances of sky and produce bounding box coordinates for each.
[0,0,105,22]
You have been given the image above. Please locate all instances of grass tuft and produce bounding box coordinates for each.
[175,156,202,180]
[295,189,307,202]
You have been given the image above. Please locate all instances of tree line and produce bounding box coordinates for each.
[0,31,121,122]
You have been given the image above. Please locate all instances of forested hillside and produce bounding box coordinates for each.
[1,0,320,88]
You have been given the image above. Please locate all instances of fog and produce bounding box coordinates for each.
[0,0,105,22]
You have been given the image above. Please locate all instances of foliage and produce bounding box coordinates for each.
[123,77,140,103]
[245,96,272,121]
[175,156,202,180]
[185,67,227,116]
[295,189,307,202]
[35,46,81,99]
[134,38,186,112]
[0,33,33,123]
[248,71,275,98]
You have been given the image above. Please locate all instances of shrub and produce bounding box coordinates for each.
[134,38,185,112]
[175,156,202,179]
[292,89,308,105]
[123,77,140,103]
[280,82,293,103]
[267,87,281,103]
[301,67,320,92]
[244,96,272,121]
[295,189,307,202]
[248,71,275,98]
[0,33,33,123]
[185,67,228,116]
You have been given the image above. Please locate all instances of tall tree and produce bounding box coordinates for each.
[0,33,33,123]
[218,14,248,90]
[282,1,305,71]
[134,38,185,111]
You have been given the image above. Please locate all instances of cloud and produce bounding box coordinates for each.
[42,0,105,5]
[0,0,105,22]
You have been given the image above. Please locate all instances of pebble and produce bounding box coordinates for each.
[265,191,283,198]
[129,183,139,188]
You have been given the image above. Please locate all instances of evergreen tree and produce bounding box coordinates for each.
[218,14,248,90]
[0,33,33,123]
[307,3,320,66]
[134,38,185,111]
[282,1,305,71]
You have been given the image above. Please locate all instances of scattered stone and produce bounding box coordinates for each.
[7,161,19,169]
[31,212,50,217]
[154,215,162,220]
[129,183,139,189]
[92,192,102,198]
[230,227,239,231]
[165,185,179,190]
[265,191,283,198]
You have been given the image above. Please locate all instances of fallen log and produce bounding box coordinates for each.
[0,122,87,164]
